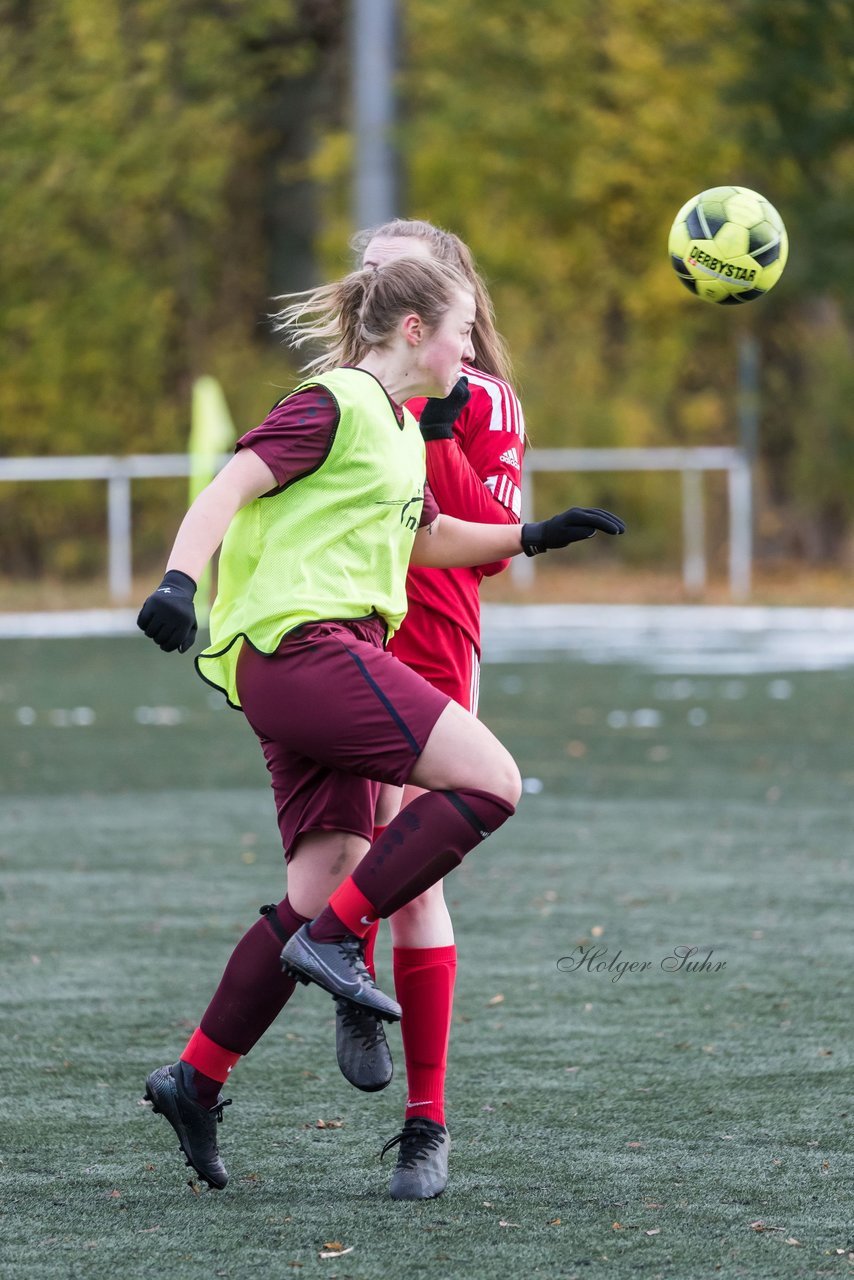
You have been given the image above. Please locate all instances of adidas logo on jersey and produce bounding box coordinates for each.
[499,446,520,469]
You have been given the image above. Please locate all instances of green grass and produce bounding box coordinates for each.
[1,639,853,1279]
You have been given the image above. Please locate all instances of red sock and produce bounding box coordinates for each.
[310,878,378,941]
[393,945,457,1127]
[181,1028,241,1105]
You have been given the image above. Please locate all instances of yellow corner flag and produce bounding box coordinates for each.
[189,376,236,624]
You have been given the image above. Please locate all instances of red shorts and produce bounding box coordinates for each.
[389,601,481,714]
[236,618,450,859]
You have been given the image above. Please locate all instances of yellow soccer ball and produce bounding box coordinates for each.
[668,186,788,305]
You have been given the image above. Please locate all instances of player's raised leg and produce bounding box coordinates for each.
[281,701,520,1014]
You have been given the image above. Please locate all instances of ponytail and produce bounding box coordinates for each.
[271,256,472,377]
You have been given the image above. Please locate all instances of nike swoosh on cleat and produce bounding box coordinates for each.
[294,944,363,992]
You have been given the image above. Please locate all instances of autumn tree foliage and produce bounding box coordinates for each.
[1,0,852,575]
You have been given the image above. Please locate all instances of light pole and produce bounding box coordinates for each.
[352,0,399,228]
[733,328,759,600]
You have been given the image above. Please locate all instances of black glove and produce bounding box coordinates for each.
[418,376,471,441]
[521,507,626,557]
[137,570,198,652]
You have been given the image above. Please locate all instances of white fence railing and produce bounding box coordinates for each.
[0,447,752,602]
[516,446,752,598]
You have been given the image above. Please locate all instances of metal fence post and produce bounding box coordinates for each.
[728,453,753,602]
[681,468,706,594]
[107,469,132,601]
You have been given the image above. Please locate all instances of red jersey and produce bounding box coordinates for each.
[392,363,524,659]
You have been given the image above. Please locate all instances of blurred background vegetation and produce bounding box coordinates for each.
[1,0,852,587]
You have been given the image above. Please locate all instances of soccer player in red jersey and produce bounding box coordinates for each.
[137,254,625,1195]
[337,221,528,1199]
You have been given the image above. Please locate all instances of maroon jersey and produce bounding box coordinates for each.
[393,363,524,659]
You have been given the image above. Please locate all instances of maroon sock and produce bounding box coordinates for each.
[358,788,514,916]
[308,904,351,942]
[310,789,515,940]
[196,896,309,1057]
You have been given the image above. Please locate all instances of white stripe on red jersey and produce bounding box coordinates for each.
[398,365,525,657]
[469,644,481,716]
[485,473,522,517]
[462,363,526,440]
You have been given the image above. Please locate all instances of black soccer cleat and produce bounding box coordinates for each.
[144,1062,231,1190]
[381,1117,450,1200]
[280,925,402,1022]
[335,997,394,1092]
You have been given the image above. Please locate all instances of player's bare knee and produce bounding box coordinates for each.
[391,883,444,926]
[476,751,521,808]
[501,756,523,807]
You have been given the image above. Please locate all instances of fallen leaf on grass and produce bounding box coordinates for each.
[315,1118,344,1129]
[319,1246,353,1259]
[612,1222,624,1230]
[548,1218,561,1226]
[645,1228,661,1236]
[785,1238,802,1246]
[498,1220,519,1228]
[626,1142,643,1149]
[749,1221,784,1233]
[187,1180,201,1196]
[487,993,504,1006]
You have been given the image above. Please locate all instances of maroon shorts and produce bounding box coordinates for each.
[235,618,450,860]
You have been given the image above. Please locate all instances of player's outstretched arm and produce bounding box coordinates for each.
[137,449,277,653]
[411,506,625,569]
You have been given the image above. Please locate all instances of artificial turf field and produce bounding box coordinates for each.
[1,635,852,1280]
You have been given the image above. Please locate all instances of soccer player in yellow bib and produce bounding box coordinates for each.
[138,254,625,1194]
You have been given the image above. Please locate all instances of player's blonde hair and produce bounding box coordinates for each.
[351,218,514,384]
[272,255,474,377]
